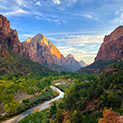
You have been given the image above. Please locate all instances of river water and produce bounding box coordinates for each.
[2,86,64,123]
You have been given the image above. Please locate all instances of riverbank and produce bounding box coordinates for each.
[18,86,64,123]
[1,87,59,123]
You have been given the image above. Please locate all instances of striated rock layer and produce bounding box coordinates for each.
[21,34,54,64]
[0,14,82,71]
[0,15,21,55]
[95,26,123,61]
[21,35,82,71]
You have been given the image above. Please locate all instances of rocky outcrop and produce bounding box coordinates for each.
[21,34,67,65]
[79,60,87,67]
[95,26,123,61]
[0,15,21,54]
[0,15,81,71]
[65,54,82,71]
[21,34,54,64]
[48,41,67,66]
[22,35,81,71]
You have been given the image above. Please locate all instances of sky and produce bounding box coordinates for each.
[0,0,123,64]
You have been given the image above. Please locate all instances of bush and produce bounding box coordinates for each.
[22,98,29,103]
[54,108,63,123]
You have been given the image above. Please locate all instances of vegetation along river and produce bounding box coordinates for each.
[2,86,64,123]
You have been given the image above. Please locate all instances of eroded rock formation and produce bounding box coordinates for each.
[0,15,21,54]
[95,26,123,61]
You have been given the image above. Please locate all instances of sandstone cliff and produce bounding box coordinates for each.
[0,15,49,74]
[95,26,123,61]
[21,34,54,64]
[22,35,82,71]
[0,14,81,71]
[0,15,21,55]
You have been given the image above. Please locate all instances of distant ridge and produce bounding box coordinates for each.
[79,60,87,67]
[22,34,82,71]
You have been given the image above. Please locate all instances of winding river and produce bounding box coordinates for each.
[2,86,64,123]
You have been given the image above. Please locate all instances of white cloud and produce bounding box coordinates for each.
[73,13,100,21]
[112,12,123,24]
[36,1,42,6]
[47,34,103,64]
[0,5,9,10]
[47,18,59,23]
[3,7,30,16]
[66,0,77,6]
[56,22,61,27]
[57,7,64,11]
[53,0,61,4]
[14,0,25,6]
[84,14,100,21]
[49,35,104,44]
[72,52,97,64]
[69,0,77,4]
[57,45,97,64]
[115,10,119,15]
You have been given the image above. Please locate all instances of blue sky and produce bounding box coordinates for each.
[0,0,123,64]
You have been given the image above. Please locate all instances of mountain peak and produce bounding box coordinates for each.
[79,60,87,67]
[66,54,74,59]
[25,37,32,43]
[30,33,49,46]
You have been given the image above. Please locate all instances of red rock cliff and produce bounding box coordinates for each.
[22,34,81,71]
[95,26,123,61]
[21,34,54,64]
[0,15,21,54]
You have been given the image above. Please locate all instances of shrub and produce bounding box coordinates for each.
[98,108,118,123]
[22,98,29,103]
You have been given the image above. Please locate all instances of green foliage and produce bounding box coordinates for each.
[1,59,123,122]
[17,88,55,113]
[73,110,83,123]
[56,84,71,92]
[18,108,50,123]
[0,53,49,75]
[3,94,19,113]
[22,98,29,103]
[54,108,63,123]
[0,72,56,117]
[78,59,118,74]
[50,101,57,116]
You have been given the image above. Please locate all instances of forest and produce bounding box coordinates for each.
[0,59,123,123]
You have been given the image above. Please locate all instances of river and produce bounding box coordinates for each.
[2,86,64,123]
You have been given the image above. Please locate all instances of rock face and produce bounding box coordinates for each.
[48,40,67,66]
[95,26,123,61]
[0,15,21,55]
[65,54,82,71]
[21,34,54,64]
[0,14,81,71]
[21,34,66,64]
[22,35,81,71]
[79,60,87,67]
